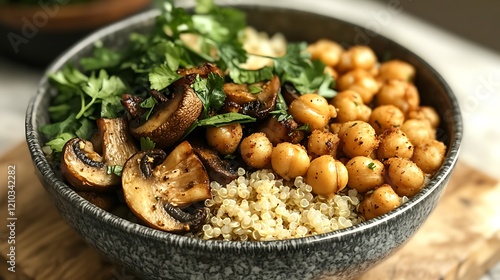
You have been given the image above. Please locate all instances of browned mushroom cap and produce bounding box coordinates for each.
[222,75,280,119]
[191,141,242,184]
[121,141,211,233]
[61,118,138,192]
[128,85,203,148]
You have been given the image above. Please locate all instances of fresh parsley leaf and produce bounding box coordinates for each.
[273,43,311,77]
[40,113,79,140]
[77,70,127,119]
[149,64,182,91]
[197,112,256,127]
[183,112,256,140]
[191,73,226,118]
[80,43,123,71]
[282,59,336,98]
[295,124,311,134]
[45,133,75,153]
[140,137,156,151]
[270,91,292,122]
[139,96,158,120]
[75,118,96,140]
[229,66,274,84]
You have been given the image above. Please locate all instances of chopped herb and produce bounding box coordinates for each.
[270,91,292,122]
[191,73,226,118]
[295,124,310,133]
[183,112,256,139]
[140,137,156,150]
[139,96,158,120]
[107,165,123,177]
[148,64,182,91]
[44,133,75,153]
[367,162,376,170]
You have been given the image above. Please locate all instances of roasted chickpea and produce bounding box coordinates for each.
[331,90,371,123]
[206,123,243,155]
[359,184,401,220]
[329,123,343,134]
[289,93,337,130]
[377,128,414,160]
[271,143,310,181]
[306,155,348,197]
[385,157,425,198]
[408,106,440,129]
[346,156,384,193]
[338,121,379,158]
[369,105,405,135]
[400,119,435,146]
[337,69,380,104]
[376,80,420,114]
[378,59,416,82]
[307,39,344,67]
[307,130,340,159]
[412,140,446,174]
[239,132,273,169]
[336,45,377,73]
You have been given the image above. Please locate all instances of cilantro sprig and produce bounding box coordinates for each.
[41,65,127,154]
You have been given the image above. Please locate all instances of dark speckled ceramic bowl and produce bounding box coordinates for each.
[26,0,462,279]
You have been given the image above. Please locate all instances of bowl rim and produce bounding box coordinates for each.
[26,0,462,252]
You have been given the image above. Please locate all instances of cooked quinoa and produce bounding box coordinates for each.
[198,168,364,241]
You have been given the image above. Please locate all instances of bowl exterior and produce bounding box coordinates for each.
[26,1,462,279]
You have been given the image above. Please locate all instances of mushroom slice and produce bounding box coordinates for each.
[222,75,280,119]
[61,118,138,192]
[191,142,242,184]
[121,141,211,232]
[128,85,203,148]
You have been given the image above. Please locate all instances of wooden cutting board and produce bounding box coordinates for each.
[1,142,499,280]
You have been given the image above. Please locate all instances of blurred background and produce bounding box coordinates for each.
[376,0,499,53]
[0,0,499,278]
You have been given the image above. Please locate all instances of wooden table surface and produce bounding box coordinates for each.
[1,142,499,280]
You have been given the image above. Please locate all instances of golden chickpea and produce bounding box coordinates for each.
[369,105,405,135]
[400,119,435,146]
[206,123,243,155]
[307,130,340,159]
[346,156,384,193]
[289,93,337,131]
[337,69,380,104]
[307,39,344,67]
[378,59,416,82]
[408,106,440,129]
[306,155,348,197]
[336,45,377,73]
[377,128,414,160]
[331,90,371,123]
[359,184,401,220]
[385,157,425,198]
[338,121,379,158]
[412,140,446,175]
[239,132,273,169]
[271,143,310,181]
[376,80,420,114]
